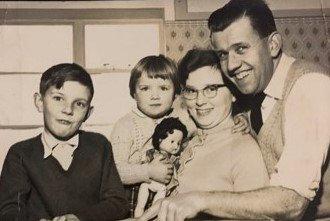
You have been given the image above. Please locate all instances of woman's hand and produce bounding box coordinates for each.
[147,154,173,184]
[232,113,251,134]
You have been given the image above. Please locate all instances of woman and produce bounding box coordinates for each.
[174,49,268,194]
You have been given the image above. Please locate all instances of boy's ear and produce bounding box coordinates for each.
[267,31,282,58]
[83,105,94,122]
[34,92,43,113]
[132,90,137,100]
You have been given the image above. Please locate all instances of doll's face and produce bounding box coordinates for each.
[159,129,184,155]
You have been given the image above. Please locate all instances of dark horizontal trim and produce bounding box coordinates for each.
[273,9,330,18]
[0,125,42,129]
[86,68,131,74]
[175,10,329,21]
[0,72,41,75]
[174,0,329,21]
[0,8,164,21]
[0,123,113,129]
[0,70,128,75]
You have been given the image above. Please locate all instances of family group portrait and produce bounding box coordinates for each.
[0,0,329,220]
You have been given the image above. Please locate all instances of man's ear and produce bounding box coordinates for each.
[83,105,94,122]
[267,31,282,58]
[34,92,43,113]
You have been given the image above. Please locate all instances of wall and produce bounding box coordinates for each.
[164,17,330,68]
[170,0,329,68]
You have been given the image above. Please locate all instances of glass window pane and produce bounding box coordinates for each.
[0,25,73,72]
[86,72,135,125]
[0,74,42,126]
[85,24,159,70]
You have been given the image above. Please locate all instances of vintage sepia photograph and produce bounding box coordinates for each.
[0,0,329,220]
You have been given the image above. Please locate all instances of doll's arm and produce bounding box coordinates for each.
[134,183,152,218]
[135,181,167,218]
[145,149,156,162]
[152,184,166,204]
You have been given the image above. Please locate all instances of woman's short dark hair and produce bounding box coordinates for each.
[178,49,220,87]
[129,55,180,98]
[178,48,245,110]
[152,117,188,151]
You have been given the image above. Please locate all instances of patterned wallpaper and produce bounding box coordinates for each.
[164,17,330,68]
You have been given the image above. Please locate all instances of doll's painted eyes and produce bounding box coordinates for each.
[170,139,181,146]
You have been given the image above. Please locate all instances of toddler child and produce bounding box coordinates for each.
[0,63,129,221]
[110,55,195,216]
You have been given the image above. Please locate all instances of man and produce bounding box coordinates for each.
[139,0,330,220]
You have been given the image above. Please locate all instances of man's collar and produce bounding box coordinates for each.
[264,53,295,100]
[42,130,79,158]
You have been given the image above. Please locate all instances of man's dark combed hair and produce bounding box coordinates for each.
[40,63,94,100]
[152,117,188,151]
[178,49,220,86]
[208,0,277,38]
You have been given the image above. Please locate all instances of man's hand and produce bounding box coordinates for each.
[148,154,174,184]
[40,214,79,221]
[138,192,204,221]
[232,113,250,134]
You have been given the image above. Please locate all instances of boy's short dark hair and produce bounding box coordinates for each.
[208,0,276,38]
[129,55,180,98]
[152,117,188,152]
[178,49,220,87]
[40,63,94,100]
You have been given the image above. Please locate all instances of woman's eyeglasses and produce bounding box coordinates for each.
[181,84,226,100]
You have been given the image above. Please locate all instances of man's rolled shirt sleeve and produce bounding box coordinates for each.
[270,74,330,200]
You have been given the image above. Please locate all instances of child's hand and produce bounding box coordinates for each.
[147,154,173,184]
[232,113,250,134]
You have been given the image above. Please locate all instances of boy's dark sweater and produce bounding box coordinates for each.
[0,130,129,221]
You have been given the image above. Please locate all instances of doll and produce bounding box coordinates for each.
[134,117,188,218]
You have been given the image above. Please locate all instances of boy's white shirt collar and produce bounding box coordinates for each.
[264,53,296,99]
[41,130,79,159]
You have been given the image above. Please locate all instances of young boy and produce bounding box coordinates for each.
[0,63,129,221]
